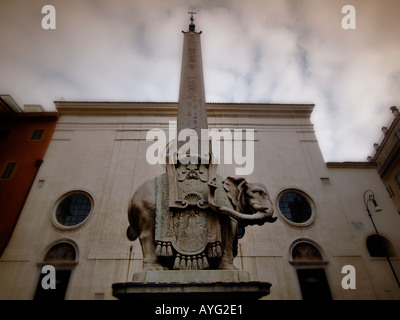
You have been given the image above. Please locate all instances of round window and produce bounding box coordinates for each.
[278,190,314,225]
[54,192,93,228]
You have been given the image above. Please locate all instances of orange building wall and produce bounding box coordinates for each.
[0,115,57,256]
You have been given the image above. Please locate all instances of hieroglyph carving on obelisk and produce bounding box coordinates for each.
[176,11,208,155]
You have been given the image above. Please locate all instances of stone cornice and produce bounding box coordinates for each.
[54,101,315,119]
[326,162,377,169]
[0,112,59,123]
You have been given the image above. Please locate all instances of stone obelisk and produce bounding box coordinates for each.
[176,12,208,158]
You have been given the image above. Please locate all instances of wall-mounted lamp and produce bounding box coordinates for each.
[363,190,400,288]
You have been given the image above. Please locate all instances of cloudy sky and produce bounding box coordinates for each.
[1,0,399,162]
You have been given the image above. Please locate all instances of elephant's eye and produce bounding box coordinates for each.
[252,189,265,196]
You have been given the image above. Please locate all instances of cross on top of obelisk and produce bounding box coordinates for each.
[188,10,196,22]
[188,10,196,32]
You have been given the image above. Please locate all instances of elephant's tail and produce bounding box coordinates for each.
[126,225,138,241]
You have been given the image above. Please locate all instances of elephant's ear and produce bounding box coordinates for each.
[223,176,247,207]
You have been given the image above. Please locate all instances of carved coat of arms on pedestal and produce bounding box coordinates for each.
[154,160,223,270]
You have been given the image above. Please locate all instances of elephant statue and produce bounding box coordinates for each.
[127,167,276,271]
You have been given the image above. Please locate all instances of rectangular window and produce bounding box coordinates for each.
[320,177,331,185]
[384,148,390,157]
[386,185,395,199]
[393,129,400,143]
[395,173,400,189]
[30,129,45,141]
[0,162,17,179]
[297,268,332,300]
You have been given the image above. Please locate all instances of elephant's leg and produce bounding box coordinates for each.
[218,218,239,270]
[139,229,166,270]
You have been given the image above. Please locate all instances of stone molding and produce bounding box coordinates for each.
[54,101,314,119]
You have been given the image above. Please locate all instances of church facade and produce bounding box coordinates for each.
[0,18,400,300]
[0,100,399,299]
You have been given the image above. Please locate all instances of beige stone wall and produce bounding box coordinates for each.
[1,102,399,300]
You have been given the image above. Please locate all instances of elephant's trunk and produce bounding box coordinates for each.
[251,203,270,212]
[209,198,277,226]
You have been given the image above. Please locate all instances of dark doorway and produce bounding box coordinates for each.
[297,268,332,300]
[33,270,71,300]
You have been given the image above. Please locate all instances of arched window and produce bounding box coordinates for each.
[34,241,77,300]
[366,235,396,257]
[292,242,323,261]
[43,242,76,262]
[289,240,332,300]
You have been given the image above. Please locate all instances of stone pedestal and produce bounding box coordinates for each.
[112,270,271,300]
